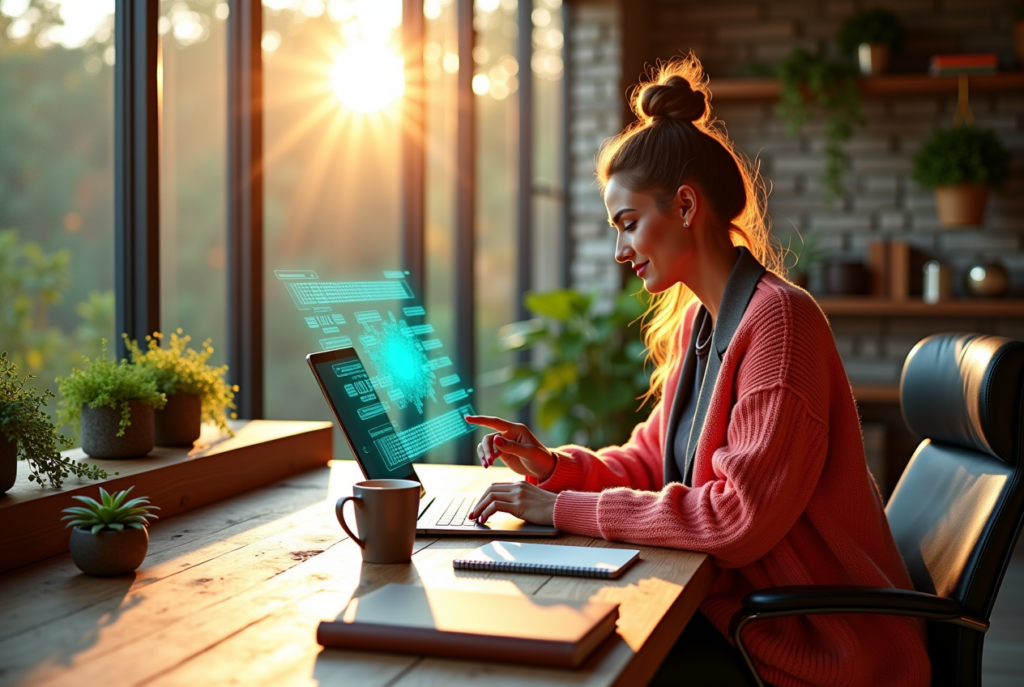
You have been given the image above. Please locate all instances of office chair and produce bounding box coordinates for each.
[729,333,1024,687]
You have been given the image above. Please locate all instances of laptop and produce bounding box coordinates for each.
[307,347,558,537]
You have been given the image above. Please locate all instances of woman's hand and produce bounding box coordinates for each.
[464,415,556,482]
[469,481,557,526]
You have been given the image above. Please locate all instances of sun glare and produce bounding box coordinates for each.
[331,43,404,113]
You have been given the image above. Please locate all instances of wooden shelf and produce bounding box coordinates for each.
[712,72,1024,101]
[852,384,900,405]
[817,297,1024,318]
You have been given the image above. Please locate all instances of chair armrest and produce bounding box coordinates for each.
[742,585,961,618]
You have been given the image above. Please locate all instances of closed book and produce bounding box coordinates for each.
[453,540,640,579]
[930,53,998,76]
[317,583,620,668]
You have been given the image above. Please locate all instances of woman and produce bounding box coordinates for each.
[465,55,930,687]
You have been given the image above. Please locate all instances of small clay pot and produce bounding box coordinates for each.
[965,262,1010,298]
[935,184,989,228]
[0,433,16,494]
[155,394,201,447]
[858,43,890,76]
[69,525,149,576]
[81,401,154,459]
[825,261,869,296]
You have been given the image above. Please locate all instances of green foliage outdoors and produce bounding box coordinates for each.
[777,49,865,203]
[1,352,109,489]
[125,330,237,433]
[837,9,906,56]
[911,126,1011,189]
[57,341,167,437]
[61,486,159,534]
[499,279,652,448]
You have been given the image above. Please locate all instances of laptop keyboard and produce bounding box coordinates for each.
[435,496,478,527]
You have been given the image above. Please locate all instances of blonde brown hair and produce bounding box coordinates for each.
[597,53,782,403]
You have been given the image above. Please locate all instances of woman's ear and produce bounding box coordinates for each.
[674,185,698,227]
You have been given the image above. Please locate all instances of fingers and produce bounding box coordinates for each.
[493,435,542,461]
[463,414,518,433]
[469,483,517,518]
[475,499,519,524]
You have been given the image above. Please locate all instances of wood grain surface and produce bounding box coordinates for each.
[0,420,332,573]
[0,461,715,687]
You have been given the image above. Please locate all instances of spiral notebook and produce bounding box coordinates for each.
[453,541,640,579]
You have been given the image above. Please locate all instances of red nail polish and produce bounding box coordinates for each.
[495,436,504,445]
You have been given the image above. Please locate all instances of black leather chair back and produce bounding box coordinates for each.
[888,333,1024,685]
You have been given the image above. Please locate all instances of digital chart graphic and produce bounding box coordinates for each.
[276,269,475,470]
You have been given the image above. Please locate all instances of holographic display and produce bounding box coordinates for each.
[278,269,476,468]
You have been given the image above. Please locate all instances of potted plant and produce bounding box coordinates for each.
[782,233,825,289]
[837,8,905,76]
[125,330,237,446]
[911,126,1011,227]
[777,49,864,203]
[499,278,651,447]
[61,486,159,575]
[1,352,110,492]
[57,341,166,459]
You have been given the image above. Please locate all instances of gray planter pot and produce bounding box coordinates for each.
[81,401,154,459]
[69,525,149,576]
[155,393,201,447]
[0,434,16,494]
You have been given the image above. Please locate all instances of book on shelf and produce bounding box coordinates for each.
[930,53,998,76]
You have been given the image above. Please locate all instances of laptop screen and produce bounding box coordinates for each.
[309,348,418,482]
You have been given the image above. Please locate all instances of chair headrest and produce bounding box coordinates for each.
[901,333,1024,464]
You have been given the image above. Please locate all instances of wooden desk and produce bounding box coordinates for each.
[0,461,717,687]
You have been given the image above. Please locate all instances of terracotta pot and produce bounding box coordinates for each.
[1014,20,1024,68]
[0,433,16,494]
[965,262,1010,298]
[825,261,869,296]
[935,184,989,228]
[155,393,201,447]
[81,401,154,459]
[69,525,149,576]
[857,43,890,76]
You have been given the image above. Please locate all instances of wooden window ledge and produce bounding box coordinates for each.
[0,419,332,574]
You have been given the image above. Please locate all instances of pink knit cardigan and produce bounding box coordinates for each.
[535,273,930,687]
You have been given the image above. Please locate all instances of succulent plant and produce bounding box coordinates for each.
[61,486,159,534]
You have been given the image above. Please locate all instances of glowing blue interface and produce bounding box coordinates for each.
[279,269,476,470]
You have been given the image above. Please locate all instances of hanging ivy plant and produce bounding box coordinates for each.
[776,49,864,203]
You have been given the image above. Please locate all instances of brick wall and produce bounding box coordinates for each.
[566,1,623,303]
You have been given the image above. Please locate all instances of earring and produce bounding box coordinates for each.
[684,221,689,227]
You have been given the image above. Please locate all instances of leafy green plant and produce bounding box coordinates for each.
[1,352,110,489]
[124,330,237,434]
[61,486,159,534]
[57,340,166,437]
[781,232,826,278]
[776,49,864,203]
[499,278,652,447]
[837,8,905,56]
[911,126,1011,188]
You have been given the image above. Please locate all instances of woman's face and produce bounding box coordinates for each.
[604,176,695,294]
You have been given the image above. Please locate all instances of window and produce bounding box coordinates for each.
[0,1,116,424]
[159,0,228,364]
[261,0,404,456]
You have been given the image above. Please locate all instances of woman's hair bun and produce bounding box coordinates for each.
[637,75,706,124]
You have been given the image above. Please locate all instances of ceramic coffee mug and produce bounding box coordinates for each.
[335,479,420,564]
